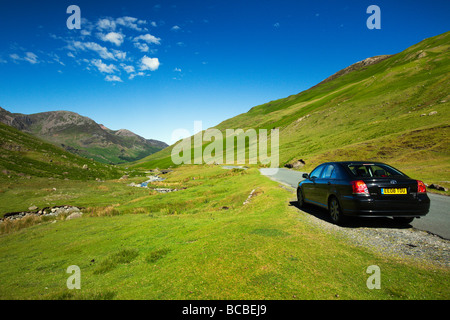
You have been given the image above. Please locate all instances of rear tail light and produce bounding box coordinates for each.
[351,180,369,195]
[417,180,427,193]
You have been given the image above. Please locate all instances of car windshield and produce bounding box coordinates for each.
[346,164,406,178]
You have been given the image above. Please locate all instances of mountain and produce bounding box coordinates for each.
[0,121,122,180]
[130,31,449,186]
[0,108,168,164]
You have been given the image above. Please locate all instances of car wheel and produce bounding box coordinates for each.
[329,197,344,225]
[297,188,305,208]
[393,217,415,225]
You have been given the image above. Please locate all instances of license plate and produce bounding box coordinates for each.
[381,188,407,195]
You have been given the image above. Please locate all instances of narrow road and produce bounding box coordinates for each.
[260,168,450,239]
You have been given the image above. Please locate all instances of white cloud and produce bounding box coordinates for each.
[91,59,118,73]
[140,56,160,71]
[112,49,127,60]
[105,75,123,82]
[98,32,124,46]
[174,67,181,72]
[116,16,147,31]
[133,34,161,45]
[129,72,145,80]
[171,25,181,31]
[133,42,149,52]
[97,18,116,31]
[9,53,20,61]
[70,41,116,60]
[120,63,135,73]
[97,16,148,32]
[9,52,39,64]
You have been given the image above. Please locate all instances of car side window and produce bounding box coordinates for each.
[330,166,340,179]
[309,165,324,179]
[321,165,335,179]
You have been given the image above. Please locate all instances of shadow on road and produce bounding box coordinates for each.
[288,201,412,229]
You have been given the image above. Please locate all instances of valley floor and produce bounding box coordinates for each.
[0,165,448,299]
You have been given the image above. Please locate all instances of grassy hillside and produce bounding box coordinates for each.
[131,31,450,189]
[0,165,448,299]
[0,122,122,181]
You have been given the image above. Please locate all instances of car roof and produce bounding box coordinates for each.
[322,161,387,166]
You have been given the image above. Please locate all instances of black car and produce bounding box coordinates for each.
[297,161,430,225]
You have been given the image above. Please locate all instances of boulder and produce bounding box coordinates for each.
[428,184,448,192]
[66,212,83,220]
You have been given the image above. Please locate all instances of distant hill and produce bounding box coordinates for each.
[131,31,449,186]
[0,108,168,164]
[0,122,122,180]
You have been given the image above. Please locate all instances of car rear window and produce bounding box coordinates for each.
[346,164,406,178]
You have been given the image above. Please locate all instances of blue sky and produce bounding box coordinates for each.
[0,0,449,144]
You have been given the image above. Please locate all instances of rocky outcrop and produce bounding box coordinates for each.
[1,206,83,222]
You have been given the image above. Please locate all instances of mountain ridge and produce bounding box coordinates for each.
[0,107,168,164]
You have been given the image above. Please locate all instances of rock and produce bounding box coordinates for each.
[285,159,306,169]
[420,114,426,117]
[155,188,175,193]
[28,205,38,211]
[66,212,83,220]
[120,175,129,180]
[428,184,448,192]
[293,159,306,168]
[243,189,257,205]
[82,164,88,170]
[428,111,437,116]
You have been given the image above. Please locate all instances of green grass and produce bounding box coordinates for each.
[0,165,448,300]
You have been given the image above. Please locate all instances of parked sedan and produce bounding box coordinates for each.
[297,161,430,225]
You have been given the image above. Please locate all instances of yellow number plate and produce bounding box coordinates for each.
[381,188,407,195]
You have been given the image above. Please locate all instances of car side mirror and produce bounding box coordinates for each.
[302,173,309,179]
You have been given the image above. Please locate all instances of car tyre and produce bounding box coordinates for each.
[297,188,305,208]
[393,217,415,225]
[329,197,344,225]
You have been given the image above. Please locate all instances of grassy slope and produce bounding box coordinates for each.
[0,165,448,300]
[130,32,450,190]
[0,122,122,181]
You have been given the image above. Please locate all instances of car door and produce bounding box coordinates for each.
[314,164,335,207]
[302,165,325,204]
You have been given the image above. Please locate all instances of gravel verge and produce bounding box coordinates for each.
[288,194,450,268]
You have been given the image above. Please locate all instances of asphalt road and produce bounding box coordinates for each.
[260,168,450,239]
